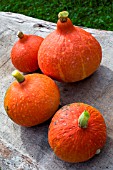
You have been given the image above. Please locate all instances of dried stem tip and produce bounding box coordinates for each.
[17,31,24,39]
[58,11,69,22]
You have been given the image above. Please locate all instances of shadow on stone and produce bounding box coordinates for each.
[57,65,113,107]
[20,119,51,162]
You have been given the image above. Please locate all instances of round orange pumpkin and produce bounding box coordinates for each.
[38,11,102,82]
[11,32,44,73]
[4,70,60,127]
[48,103,107,163]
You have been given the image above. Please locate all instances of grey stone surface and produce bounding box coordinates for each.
[0,12,113,170]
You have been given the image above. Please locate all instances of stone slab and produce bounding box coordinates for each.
[0,12,113,170]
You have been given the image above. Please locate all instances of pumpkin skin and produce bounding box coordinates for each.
[4,72,60,127]
[38,11,102,82]
[11,32,44,73]
[48,103,107,163]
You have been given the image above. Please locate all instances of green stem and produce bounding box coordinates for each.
[12,70,25,83]
[58,11,69,22]
[17,31,24,39]
[78,110,90,128]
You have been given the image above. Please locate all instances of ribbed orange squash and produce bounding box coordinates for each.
[38,11,102,82]
[4,70,60,127]
[48,103,107,163]
[11,32,44,73]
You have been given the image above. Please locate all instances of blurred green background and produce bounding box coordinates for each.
[0,0,113,30]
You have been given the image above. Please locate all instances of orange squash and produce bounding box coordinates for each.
[4,70,60,127]
[11,32,44,73]
[48,103,107,163]
[38,11,102,82]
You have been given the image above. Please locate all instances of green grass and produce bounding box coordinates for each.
[0,0,113,30]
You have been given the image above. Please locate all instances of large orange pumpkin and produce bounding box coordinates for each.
[38,11,102,82]
[48,103,107,163]
[4,70,60,127]
[11,32,44,73]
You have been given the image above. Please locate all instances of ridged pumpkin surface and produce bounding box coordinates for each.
[4,73,60,127]
[11,33,43,73]
[48,103,106,163]
[38,12,102,82]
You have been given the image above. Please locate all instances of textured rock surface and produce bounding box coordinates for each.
[0,12,113,170]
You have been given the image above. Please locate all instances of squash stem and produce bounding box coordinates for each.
[58,11,69,22]
[17,31,24,39]
[78,110,90,128]
[12,70,25,83]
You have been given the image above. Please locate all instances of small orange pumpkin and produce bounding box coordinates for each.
[11,32,44,73]
[4,70,60,127]
[48,103,107,163]
[38,11,102,82]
